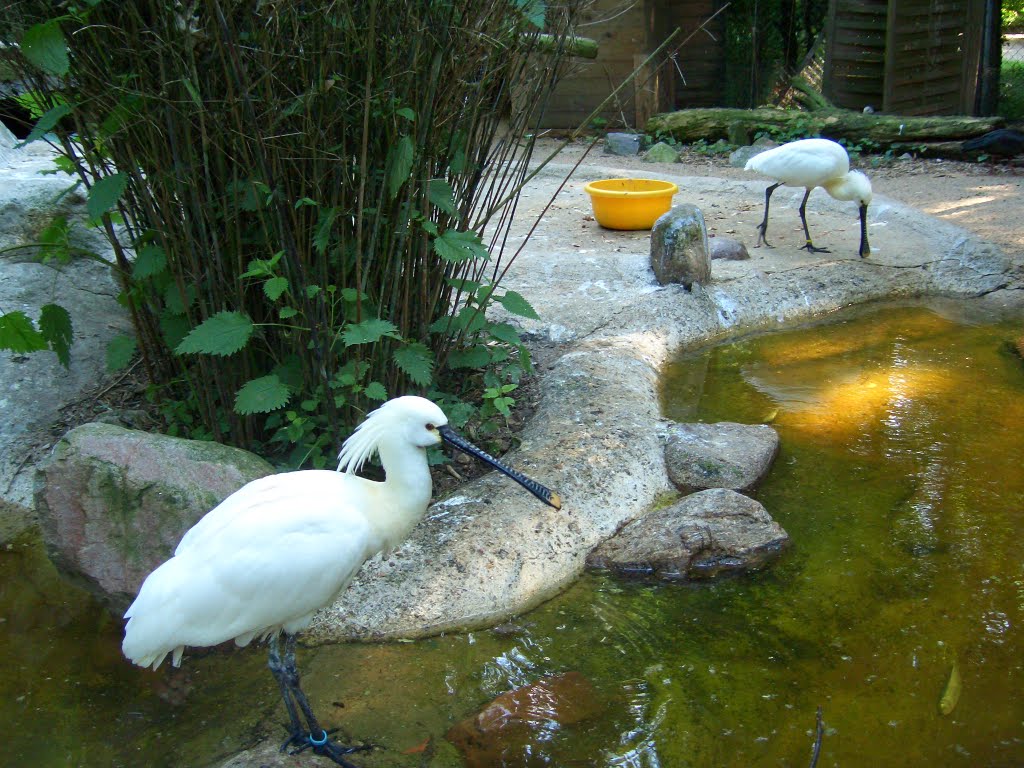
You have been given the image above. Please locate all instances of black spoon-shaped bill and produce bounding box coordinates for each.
[438,425,561,510]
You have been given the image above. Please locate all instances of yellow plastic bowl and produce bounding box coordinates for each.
[583,178,679,230]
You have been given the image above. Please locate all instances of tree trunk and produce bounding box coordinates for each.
[645,107,1005,147]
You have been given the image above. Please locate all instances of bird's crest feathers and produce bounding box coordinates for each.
[336,396,446,474]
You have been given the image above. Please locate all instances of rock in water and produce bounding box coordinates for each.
[587,488,789,580]
[447,672,602,767]
[35,422,274,611]
[665,421,779,493]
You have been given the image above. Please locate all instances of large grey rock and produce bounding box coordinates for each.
[587,488,789,580]
[34,422,275,610]
[665,421,779,493]
[650,204,711,289]
[604,132,641,156]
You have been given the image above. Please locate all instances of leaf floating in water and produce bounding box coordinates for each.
[939,662,961,715]
[762,408,778,424]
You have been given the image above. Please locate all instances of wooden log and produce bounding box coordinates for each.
[645,107,1005,146]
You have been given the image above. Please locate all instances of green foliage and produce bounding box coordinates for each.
[0,305,73,367]
[2,0,581,465]
[998,61,1024,121]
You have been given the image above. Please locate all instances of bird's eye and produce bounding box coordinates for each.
[426,423,436,431]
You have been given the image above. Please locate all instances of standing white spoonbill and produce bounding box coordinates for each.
[745,138,872,258]
[122,395,560,767]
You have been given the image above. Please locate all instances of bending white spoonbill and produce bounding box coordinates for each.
[745,138,872,258]
[122,395,560,766]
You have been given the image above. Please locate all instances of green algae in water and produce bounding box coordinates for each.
[3,300,1023,766]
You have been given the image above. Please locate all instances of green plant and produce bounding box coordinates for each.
[3,0,584,465]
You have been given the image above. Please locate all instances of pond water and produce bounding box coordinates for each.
[2,300,1022,767]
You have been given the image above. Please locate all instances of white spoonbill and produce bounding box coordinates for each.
[122,395,561,766]
[745,138,872,258]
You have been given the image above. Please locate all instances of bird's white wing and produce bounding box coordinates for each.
[123,471,382,668]
[175,470,348,556]
[745,139,849,186]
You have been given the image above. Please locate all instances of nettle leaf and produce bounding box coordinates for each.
[164,283,196,315]
[39,303,73,367]
[0,311,47,354]
[38,215,70,247]
[385,135,415,199]
[487,321,524,346]
[433,229,489,263]
[175,311,254,356]
[87,173,128,222]
[428,179,460,219]
[363,381,388,401]
[23,102,72,144]
[234,374,292,415]
[132,244,167,279]
[106,334,137,372]
[159,311,190,351]
[451,305,488,335]
[264,276,289,301]
[395,107,416,122]
[342,318,401,347]
[22,21,70,77]
[393,342,434,387]
[448,345,491,369]
[496,289,540,320]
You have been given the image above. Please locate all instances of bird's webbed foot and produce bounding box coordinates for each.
[284,728,372,767]
[799,242,830,254]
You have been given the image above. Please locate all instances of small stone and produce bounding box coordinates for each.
[604,132,641,156]
[729,145,765,168]
[710,237,750,261]
[642,141,679,163]
[650,204,710,289]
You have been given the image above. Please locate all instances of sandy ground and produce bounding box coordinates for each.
[534,137,1024,262]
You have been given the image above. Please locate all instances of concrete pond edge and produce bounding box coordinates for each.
[307,174,1023,643]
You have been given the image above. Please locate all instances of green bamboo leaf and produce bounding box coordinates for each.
[342,318,401,347]
[39,303,73,368]
[132,244,167,279]
[235,374,292,415]
[496,289,540,320]
[21,21,70,76]
[0,311,47,354]
[175,311,254,356]
[87,173,128,222]
[106,334,137,372]
[433,229,489,263]
[393,342,434,386]
[428,179,460,219]
[24,103,72,144]
[264,277,289,301]
[385,135,415,199]
[313,207,337,255]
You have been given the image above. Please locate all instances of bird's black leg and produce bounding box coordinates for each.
[272,633,371,768]
[755,183,781,248]
[267,635,306,751]
[858,202,870,258]
[798,188,830,253]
